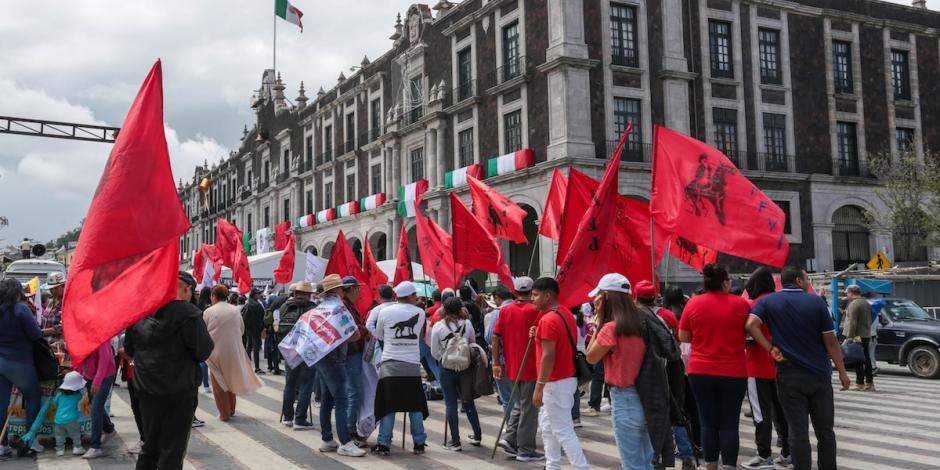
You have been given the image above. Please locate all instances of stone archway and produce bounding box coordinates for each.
[369,232,388,261]
[350,238,363,261]
[321,241,335,259]
[304,245,318,256]
[407,225,420,264]
[832,205,870,270]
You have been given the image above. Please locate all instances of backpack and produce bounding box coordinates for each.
[440,322,472,372]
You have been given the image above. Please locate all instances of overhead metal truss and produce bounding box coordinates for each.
[0,115,119,143]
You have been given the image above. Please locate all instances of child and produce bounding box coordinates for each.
[22,371,87,456]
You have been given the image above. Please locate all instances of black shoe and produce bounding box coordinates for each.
[497,438,518,455]
[254,369,265,375]
[191,418,205,428]
[468,435,482,446]
[371,445,390,456]
[273,369,282,376]
[413,443,426,455]
[351,433,368,448]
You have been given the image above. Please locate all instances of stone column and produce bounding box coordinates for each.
[659,0,694,134]
[427,129,438,189]
[391,143,402,194]
[814,223,835,272]
[386,218,396,257]
[436,120,447,189]
[870,229,893,261]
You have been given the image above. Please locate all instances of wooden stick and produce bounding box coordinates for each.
[402,413,407,449]
[491,335,535,459]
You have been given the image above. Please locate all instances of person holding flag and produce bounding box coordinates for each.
[42,272,66,348]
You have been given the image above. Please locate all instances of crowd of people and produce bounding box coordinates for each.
[0,261,868,470]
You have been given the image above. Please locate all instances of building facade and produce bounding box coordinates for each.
[178,0,940,283]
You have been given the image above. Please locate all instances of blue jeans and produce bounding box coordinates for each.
[611,386,654,470]
[439,368,481,443]
[588,361,605,409]
[495,377,513,413]
[282,362,314,422]
[674,425,694,460]
[378,411,426,447]
[87,375,116,449]
[344,352,363,435]
[688,374,746,467]
[0,358,41,447]
[200,362,209,388]
[418,341,441,384]
[571,389,581,419]
[316,356,350,444]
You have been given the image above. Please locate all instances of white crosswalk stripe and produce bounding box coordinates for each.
[2,364,939,469]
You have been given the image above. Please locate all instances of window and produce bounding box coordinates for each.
[263,206,270,228]
[247,169,253,188]
[283,149,290,174]
[758,28,781,85]
[832,41,853,94]
[836,122,859,176]
[345,113,356,152]
[712,108,739,163]
[458,128,475,167]
[763,113,787,171]
[371,164,382,194]
[613,97,643,161]
[324,182,333,208]
[324,125,333,162]
[896,127,915,153]
[283,199,290,221]
[708,20,733,78]
[264,160,270,183]
[504,110,523,153]
[891,50,911,101]
[346,174,356,202]
[774,200,793,234]
[305,136,313,170]
[305,190,313,215]
[502,22,520,81]
[410,148,425,182]
[247,213,253,234]
[457,48,473,100]
[409,76,423,122]
[370,99,382,140]
[610,4,638,67]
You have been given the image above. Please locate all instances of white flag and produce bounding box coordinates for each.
[305,252,326,283]
[256,228,272,254]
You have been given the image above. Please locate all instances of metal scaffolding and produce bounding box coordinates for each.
[0,115,119,143]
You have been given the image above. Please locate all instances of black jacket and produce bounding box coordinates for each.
[263,294,290,330]
[635,309,682,467]
[125,300,214,396]
[242,298,266,335]
[278,297,313,333]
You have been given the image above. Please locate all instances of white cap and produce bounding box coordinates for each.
[59,371,86,392]
[513,276,534,292]
[394,281,417,298]
[588,273,632,297]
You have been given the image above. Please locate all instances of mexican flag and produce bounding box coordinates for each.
[316,208,336,224]
[275,0,304,32]
[296,214,314,228]
[397,179,428,218]
[487,148,535,177]
[337,201,361,218]
[444,163,483,189]
[360,193,387,211]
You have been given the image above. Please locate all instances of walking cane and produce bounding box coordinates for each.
[402,413,407,449]
[0,394,22,448]
[443,413,448,446]
[491,334,535,459]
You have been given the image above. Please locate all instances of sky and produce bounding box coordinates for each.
[0,0,936,246]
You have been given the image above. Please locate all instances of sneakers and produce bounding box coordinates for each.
[293,420,314,431]
[600,400,612,413]
[56,449,66,457]
[413,443,426,455]
[82,448,105,459]
[581,407,601,417]
[774,455,793,469]
[497,438,518,455]
[72,447,86,456]
[681,459,697,470]
[337,441,366,457]
[742,455,775,469]
[516,451,546,462]
[128,441,143,454]
[443,441,462,452]
[202,386,212,394]
[849,383,865,391]
[467,435,481,446]
[371,444,390,456]
[192,417,205,428]
[319,440,339,453]
[282,419,294,428]
[101,431,116,444]
[30,441,45,453]
[350,433,369,448]
[0,445,11,456]
[572,417,583,428]
[864,383,876,391]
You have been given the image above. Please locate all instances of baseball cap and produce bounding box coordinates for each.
[633,280,656,299]
[587,273,632,297]
[394,281,417,298]
[178,271,197,290]
[341,276,362,287]
[513,276,534,292]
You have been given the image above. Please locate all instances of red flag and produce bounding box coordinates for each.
[274,233,296,284]
[450,193,516,292]
[362,233,389,303]
[555,168,599,265]
[192,247,206,282]
[655,228,718,273]
[612,196,656,286]
[274,220,292,251]
[393,223,413,284]
[539,169,568,241]
[651,126,789,267]
[325,230,367,281]
[556,124,631,307]
[216,219,253,293]
[62,60,191,366]
[467,175,528,244]
[193,244,223,285]
[415,200,458,289]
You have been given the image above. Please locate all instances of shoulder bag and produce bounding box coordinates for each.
[551,310,594,385]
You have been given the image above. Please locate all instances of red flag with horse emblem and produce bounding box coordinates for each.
[393,223,413,284]
[467,175,528,244]
[654,229,719,273]
[451,193,516,293]
[415,195,458,289]
[362,232,389,303]
[650,126,789,268]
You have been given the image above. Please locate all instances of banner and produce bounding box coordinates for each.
[278,302,358,368]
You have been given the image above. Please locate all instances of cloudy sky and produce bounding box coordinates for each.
[0,0,936,246]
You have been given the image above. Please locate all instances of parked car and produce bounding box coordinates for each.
[874,298,940,379]
[2,259,66,285]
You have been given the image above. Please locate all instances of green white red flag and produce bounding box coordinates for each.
[275,0,304,31]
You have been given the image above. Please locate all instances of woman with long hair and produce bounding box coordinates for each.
[0,278,43,455]
[585,274,654,469]
[678,264,751,470]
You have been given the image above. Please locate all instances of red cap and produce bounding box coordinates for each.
[633,280,656,299]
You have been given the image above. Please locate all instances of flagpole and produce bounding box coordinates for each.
[273,4,277,73]
[649,126,657,285]
[526,236,540,278]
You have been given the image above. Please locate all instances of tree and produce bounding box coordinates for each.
[865,149,940,262]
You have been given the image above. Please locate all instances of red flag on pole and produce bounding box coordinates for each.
[274,233,296,284]
[414,199,458,289]
[62,60,191,366]
[466,175,528,244]
[362,233,389,303]
[192,246,206,282]
[655,229,718,273]
[555,168,599,265]
[450,193,516,292]
[274,220,292,251]
[393,224,413,284]
[650,126,789,267]
[325,230,367,281]
[538,168,568,241]
[216,219,253,293]
[193,244,223,286]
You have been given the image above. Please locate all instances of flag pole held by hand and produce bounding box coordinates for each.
[491,333,535,459]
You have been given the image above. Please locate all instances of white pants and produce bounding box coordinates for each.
[538,377,590,470]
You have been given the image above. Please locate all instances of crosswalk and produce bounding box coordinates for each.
[3,365,939,469]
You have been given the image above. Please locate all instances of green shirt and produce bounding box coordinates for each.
[843,298,872,339]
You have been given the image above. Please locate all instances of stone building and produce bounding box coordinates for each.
[178,0,940,284]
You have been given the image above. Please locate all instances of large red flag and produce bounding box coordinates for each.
[325,230,367,281]
[274,233,296,284]
[274,220,292,251]
[654,228,718,273]
[216,219,253,293]
[650,126,789,267]
[362,233,389,303]
[555,168,599,265]
[62,60,191,366]
[450,193,516,292]
[193,244,223,286]
[538,168,568,241]
[467,175,528,244]
[393,224,413,284]
[415,200,458,289]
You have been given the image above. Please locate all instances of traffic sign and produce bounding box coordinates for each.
[867,250,892,270]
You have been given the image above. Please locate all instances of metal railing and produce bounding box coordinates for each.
[322,148,333,162]
[370,126,383,142]
[344,138,356,154]
[241,189,252,201]
[496,56,528,84]
[257,181,269,192]
[762,152,789,172]
[402,104,425,126]
[600,141,652,162]
[276,172,289,184]
[453,79,478,103]
[611,50,639,68]
[839,159,860,176]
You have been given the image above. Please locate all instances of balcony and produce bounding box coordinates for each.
[276,171,289,184]
[611,51,639,68]
[258,180,269,192]
[322,148,333,163]
[839,158,860,176]
[402,104,425,127]
[370,126,383,142]
[599,141,652,162]
[240,188,252,201]
[454,79,478,103]
[761,152,790,172]
[496,56,529,85]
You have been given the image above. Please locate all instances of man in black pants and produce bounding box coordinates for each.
[746,267,850,470]
[242,288,266,374]
[124,272,214,470]
[842,285,874,391]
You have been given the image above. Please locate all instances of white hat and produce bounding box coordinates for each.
[513,276,534,292]
[59,371,85,392]
[47,272,65,288]
[394,281,417,298]
[588,273,632,297]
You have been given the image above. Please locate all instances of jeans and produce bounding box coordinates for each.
[855,338,873,385]
[538,378,590,470]
[419,341,441,384]
[316,356,350,444]
[688,374,746,467]
[495,377,513,413]
[0,358,41,447]
[136,391,197,470]
[571,389,581,419]
[345,351,363,435]
[674,425,694,460]
[87,375,116,449]
[282,362,314,422]
[588,361,605,410]
[775,362,837,470]
[246,332,262,371]
[747,377,789,459]
[439,368,481,443]
[610,386,653,470]
[377,411,426,447]
[199,362,209,388]
[266,331,281,372]
[54,421,82,452]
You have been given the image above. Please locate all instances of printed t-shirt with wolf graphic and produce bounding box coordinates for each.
[374,302,427,365]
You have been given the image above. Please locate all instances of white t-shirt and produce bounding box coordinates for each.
[373,302,426,365]
[429,318,476,362]
[365,301,395,334]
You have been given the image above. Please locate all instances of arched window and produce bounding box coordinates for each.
[832,206,870,270]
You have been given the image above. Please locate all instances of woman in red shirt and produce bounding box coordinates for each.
[742,267,790,469]
[678,264,750,470]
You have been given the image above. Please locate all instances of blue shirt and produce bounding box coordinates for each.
[53,391,83,424]
[0,302,43,364]
[751,288,835,381]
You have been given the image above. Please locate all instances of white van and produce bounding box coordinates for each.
[3,259,66,285]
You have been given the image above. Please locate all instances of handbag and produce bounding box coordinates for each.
[33,339,60,381]
[841,340,865,366]
[551,310,594,386]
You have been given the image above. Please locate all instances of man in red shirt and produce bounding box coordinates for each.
[531,277,589,470]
